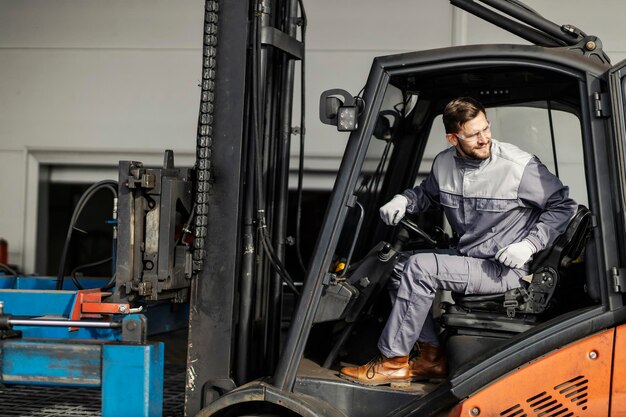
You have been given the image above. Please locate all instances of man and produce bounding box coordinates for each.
[340,97,577,386]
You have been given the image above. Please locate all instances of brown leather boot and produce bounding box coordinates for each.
[340,354,411,387]
[409,343,447,380]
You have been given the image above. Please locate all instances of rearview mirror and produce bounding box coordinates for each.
[373,110,400,141]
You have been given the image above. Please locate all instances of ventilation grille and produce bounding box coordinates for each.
[499,375,589,417]
[554,375,589,410]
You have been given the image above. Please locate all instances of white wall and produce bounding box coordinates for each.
[0,1,204,270]
[1,1,625,272]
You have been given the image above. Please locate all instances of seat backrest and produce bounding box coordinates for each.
[503,205,592,317]
[528,205,591,273]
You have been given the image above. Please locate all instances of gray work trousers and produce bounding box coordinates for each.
[377,250,524,357]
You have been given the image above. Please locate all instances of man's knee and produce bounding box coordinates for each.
[404,253,439,277]
[399,253,439,296]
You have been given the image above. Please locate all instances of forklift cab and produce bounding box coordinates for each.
[313,45,604,357]
[288,46,626,414]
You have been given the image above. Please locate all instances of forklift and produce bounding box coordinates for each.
[190,0,626,416]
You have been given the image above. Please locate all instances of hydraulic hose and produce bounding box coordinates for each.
[55,180,118,290]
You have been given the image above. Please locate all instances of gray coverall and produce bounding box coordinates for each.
[377,140,577,358]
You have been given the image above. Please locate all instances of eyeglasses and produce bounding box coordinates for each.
[454,123,491,143]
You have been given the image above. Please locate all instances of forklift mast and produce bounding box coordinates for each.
[184,0,305,415]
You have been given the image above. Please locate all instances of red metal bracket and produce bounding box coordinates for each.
[68,288,130,331]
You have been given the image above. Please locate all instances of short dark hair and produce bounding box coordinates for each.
[442,97,486,134]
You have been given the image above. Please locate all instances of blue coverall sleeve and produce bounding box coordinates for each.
[517,157,578,251]
[401,172,440,215]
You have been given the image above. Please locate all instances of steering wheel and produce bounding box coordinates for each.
[398,217,437,246]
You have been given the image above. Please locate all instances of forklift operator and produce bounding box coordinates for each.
[340,97,577,386]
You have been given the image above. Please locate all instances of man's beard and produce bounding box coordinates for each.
[458,140,491,160]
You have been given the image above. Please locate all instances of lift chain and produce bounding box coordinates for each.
[193,0,220,274]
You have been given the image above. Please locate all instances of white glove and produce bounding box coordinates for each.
[379,194,409,226]
[495,240,537,269]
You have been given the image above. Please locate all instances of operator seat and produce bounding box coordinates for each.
[440,205,592,371]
